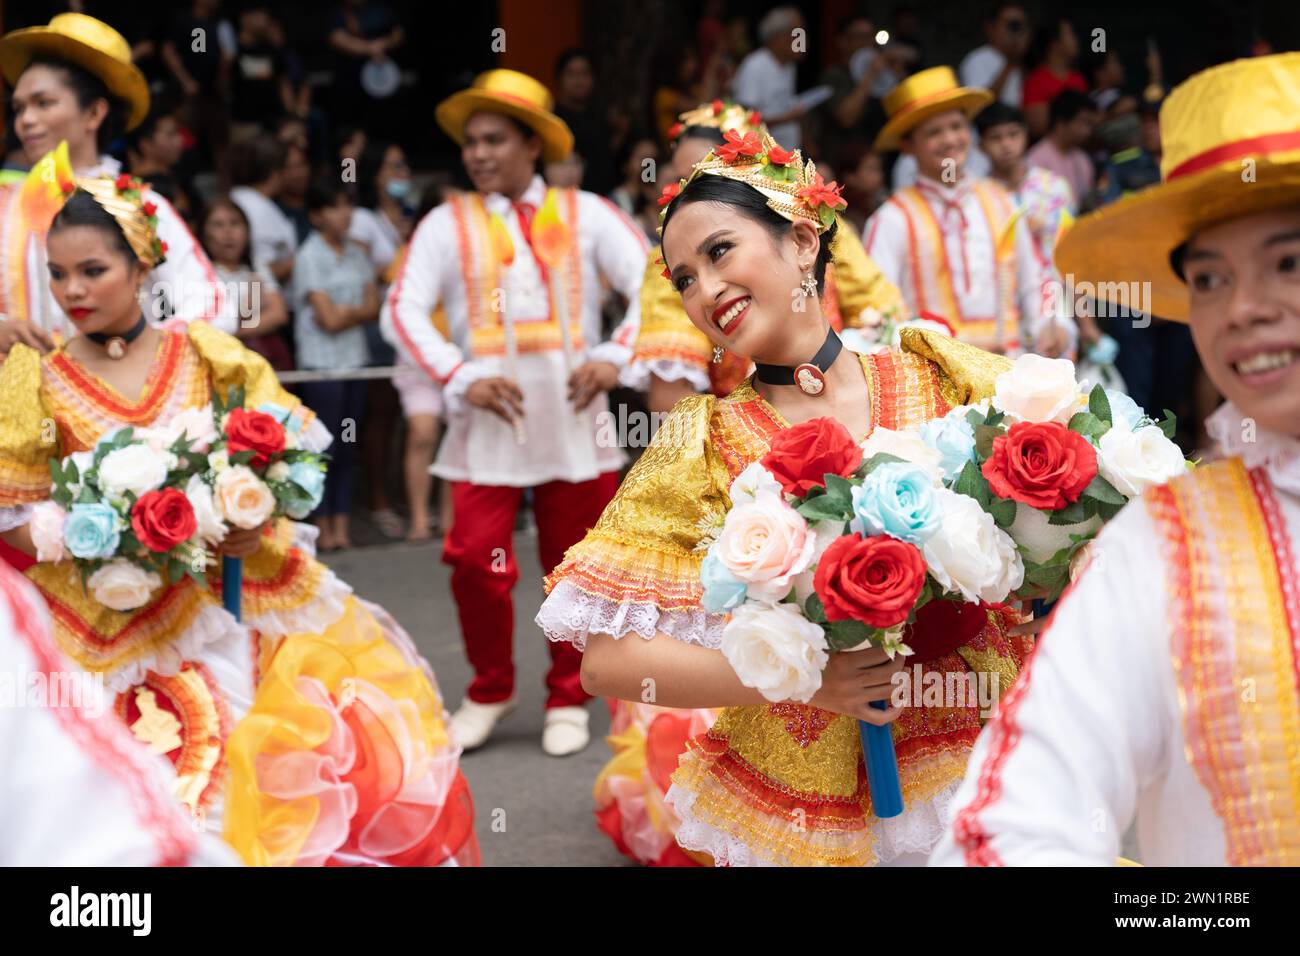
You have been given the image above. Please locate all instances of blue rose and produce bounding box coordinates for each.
[258,402,302,433]
[284,461,325,519]
[700,551,748,612]
[851,462,941,544]
[919,411,977,482]
[63,503,121,559]
[1104,389,1143,433]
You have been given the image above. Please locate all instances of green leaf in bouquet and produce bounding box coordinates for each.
[973,423,1002,460]
[953,460,992,507]
[185,566,209,589]
[823,473,855,508]
[112,427,134,449]
[1093,498,1126,521]
[1088,384,1113,426]
[1047,500,1090,526]
[76,485,96,504]
[228,384,246,410]
[824,618,873,651]
[797,496,848,523]
[1159,408,1177,440]
[167,557,184,585]
[984,409,1005,427]
[1067,411,1109,442]
[48,457,63,488]
[803,592,827,624]
[228,449,257,467]
[988,497,1017,528]
[861,452,905,475]
[964,408,986,430]
[1081,473,1127,506]
[65,457,79,485]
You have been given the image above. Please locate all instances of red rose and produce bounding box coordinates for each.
[814,533,927,628]
[767,145,795,165]
[981,420,1097,510]
[759,417,863,498]
[224,407,286,468]
[131,488,197,553]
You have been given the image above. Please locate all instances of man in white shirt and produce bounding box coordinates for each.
[958,2,1030,108]
[383,69,647,758]
[864,66,1074,357]
[731,6,808,150]
[228,134,297,286]
[933,53,1300,867]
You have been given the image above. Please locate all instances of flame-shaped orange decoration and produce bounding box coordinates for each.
[21,140,75,225]
[1053,206,1076,249]
[487,211,515,267]
[995,204,1028,260]
[530,187,571,268]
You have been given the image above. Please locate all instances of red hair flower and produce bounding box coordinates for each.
[711,99,724,115]
[159,240,169,255]
[661,265,672,281]
[58,177,75,194]
[142,201,157,217]
[796,173,847,212]
[114,173,133,191]
[667,121,684,141]
[717,129,763,164]
[657,181,681,207]
[748,110,762,126]
[767,145,795,165]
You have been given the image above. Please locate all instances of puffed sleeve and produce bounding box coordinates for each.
[622,246,713,394]
[828,215,907,327]
[0,344,58,509]
[535,394,732,650]
[899,327,1013,407]
[187,322,331,453]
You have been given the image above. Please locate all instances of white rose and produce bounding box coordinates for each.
[28,502,68,563]
[728,461,784,505]
[993,353,1085,425]
[97,444,169,499]
[859,427,944,483]
[213,465,276,529]
[721,602,828,703]
[791,518,846,604]
[185,474,228,546]
[88,559,161,611]
[1098,424,1186,497]
[267,461,291,482]
[208,449,230,474]
[922,490,1025,603]
[1006,501,1102,565]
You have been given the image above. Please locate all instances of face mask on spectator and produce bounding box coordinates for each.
[385,179,412,200]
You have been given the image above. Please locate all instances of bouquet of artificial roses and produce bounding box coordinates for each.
[32,414,218,611]
[198,384,328,531]
[931,353,1187,601]
[697,416,1028,817]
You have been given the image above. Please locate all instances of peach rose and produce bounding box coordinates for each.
[28,501,68,563]
[714,492,816,603]
[213,465,276,530]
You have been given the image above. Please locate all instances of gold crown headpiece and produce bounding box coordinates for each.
[667,98,766,142]
[61,173,166,267]
[655,131,846,279]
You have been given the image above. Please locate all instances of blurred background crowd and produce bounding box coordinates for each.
[1,0,1295,549]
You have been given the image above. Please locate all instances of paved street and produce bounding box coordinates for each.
[321,529,630,867]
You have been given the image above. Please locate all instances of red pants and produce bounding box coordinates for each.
[443,471,620,709]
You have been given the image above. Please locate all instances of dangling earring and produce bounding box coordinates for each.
[800,272,818,298]
[712,345,724,364]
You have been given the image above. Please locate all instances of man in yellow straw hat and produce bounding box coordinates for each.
[382,68,649,757]
[864,66,1075,357]
[626,99,907,413]
[0,13,237,357]
[934,52,1300,867]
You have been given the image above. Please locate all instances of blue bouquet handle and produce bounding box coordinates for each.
[221,555,242,622]
[859,703,904,818]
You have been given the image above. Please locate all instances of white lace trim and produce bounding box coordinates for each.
[587,341,633,370]
[102,600,244,693]
[243,565,353,637]
[619,358,711,395]
[666,776,962,867]
[289,520,320,558]
[0,505,32,532]
[534,579,725,652]
[1206,400,1300,495]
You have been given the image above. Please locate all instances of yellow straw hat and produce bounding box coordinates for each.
[874,66,992,152]
[1055,52,1300,323]
[0,13,149,131]
[436,69,574,163]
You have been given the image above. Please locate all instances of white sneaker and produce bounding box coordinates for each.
[449,698,516,751]
[541,706,590,756]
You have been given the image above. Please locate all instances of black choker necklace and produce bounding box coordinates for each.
[86,315,147,360]
[754,328,843,396]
